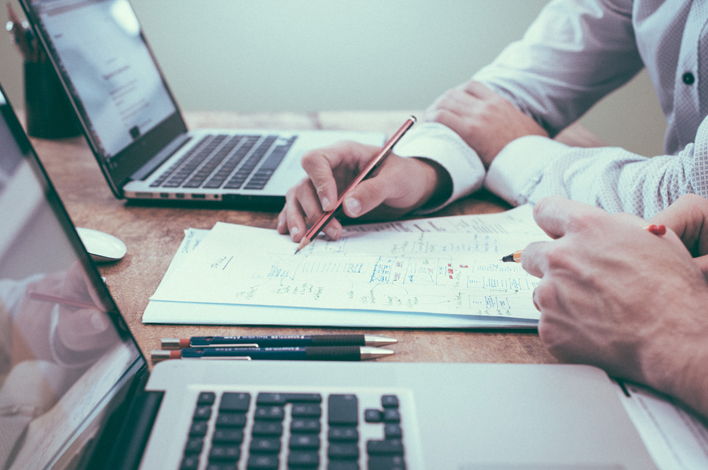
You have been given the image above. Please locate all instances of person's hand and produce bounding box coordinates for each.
[649,193,708,279]
[278,141,450,242]
[424,80,548,167]
[521,196,708,418]
[13,263,117,366]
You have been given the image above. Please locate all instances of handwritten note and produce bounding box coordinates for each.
[151,205,549,320]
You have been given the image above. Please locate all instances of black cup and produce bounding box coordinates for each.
[24,60,82,139]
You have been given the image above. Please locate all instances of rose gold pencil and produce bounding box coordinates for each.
[295,116,417,254]
[27,291,102,310]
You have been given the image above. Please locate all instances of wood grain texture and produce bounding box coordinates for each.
[24,110,605,368]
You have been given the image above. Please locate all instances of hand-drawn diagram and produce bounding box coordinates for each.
[153,207,548,320]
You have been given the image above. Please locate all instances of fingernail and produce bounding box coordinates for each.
[321,196,330,211]
[90,312,108,331]
[344,198,361,216]
[325,227,337,239]
[290,226,300,237]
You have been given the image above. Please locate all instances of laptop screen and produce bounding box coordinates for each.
[0,86,143,469]
[27,0,177,161]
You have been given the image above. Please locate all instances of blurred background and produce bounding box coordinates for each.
[0,0,665,156]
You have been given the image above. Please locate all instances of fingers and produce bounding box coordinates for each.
[280,179,343,242]
[519,240,551,278]
[650,194,708,256]
[532,196,606,239]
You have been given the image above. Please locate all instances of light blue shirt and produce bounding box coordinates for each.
[396,0,708,218]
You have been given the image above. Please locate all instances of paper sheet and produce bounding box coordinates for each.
[150,205,547,320]
[617,382,708,469]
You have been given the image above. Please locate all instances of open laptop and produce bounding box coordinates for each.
[0,85,657,469]
[18,0,385,209]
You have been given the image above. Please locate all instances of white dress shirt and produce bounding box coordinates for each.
[396,0,708,218]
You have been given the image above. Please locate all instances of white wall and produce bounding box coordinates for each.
[0,0,666,156]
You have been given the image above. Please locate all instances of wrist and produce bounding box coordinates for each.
[412,157,452,211]
[640,294,708,418]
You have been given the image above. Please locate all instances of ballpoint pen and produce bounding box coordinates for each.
[295,116,417,254]
[501,224,667,262]
[161,334,398,349]
[151,346,394,362]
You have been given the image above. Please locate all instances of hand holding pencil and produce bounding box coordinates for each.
[278,116,451,246]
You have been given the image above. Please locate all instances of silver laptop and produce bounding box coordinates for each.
[0,85,656,469]
[18,0,384,209]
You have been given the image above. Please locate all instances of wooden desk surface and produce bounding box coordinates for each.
[29,110,571,366]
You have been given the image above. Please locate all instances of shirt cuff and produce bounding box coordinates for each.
[393,122,485,213]
[485,135,569,206]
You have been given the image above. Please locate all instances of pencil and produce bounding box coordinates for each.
[27,291,102,310]
[295,116,417,254]
[500,224,667,263]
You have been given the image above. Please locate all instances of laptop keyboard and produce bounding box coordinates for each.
[180,391,407,470]
[150,134,297,191]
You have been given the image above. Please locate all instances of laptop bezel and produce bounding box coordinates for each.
[0,80,156,468]
[19,0,190,199]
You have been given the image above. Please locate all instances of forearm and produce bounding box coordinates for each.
[473,0,643,136]
[486,134,707,218]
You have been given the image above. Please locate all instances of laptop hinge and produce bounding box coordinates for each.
[130,133,191,181]
[80,366,164,470]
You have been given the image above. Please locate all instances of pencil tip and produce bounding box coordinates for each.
[294,237,311,255]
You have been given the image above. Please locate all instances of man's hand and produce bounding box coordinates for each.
[424,80,548,167]
[649,193,708,279]
[521,196,708,419]
[277,141,450,242]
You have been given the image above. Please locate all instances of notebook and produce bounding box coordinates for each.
[18,0,384,209]
[0,84,657,469]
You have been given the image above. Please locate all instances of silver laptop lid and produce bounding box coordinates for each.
[0,84,144,469]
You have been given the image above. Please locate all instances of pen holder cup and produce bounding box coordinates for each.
[24,60,82,139]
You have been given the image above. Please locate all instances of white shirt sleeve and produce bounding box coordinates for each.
[393,122,485,213]
[486,115,708,218]
[473,0,644,137]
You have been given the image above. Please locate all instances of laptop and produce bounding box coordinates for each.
[18,0,385,209]
[0,85,657,469]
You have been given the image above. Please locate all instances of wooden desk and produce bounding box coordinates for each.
[29,111,598,366]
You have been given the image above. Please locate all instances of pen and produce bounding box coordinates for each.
[27,291,103,310]
[161,334,398,349]
[501,224,668,263]
[151,346,394,362]
[295,116,417,254]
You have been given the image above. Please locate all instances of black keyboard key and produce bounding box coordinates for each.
[292,403,322,418]
[289,433,320,450]
[365,409,383,423]
[194,405,212,420]
[216,412,247,428]
[256,392,322,405]
[247,454,279,469]
[367,439,404,456]
[184,437,203,454]
[254,405,284,421]
[328,443,359,459]
[209,445,240,461]
[250,437,281,454]
[180,455,200,470]
[383,409,400,423]
[219,392,251,412]
[368,455,406,470]
[198,392,216,405]
[252,421,283,436]
[328,461,359,470]
[384,423,403,439]
[288,450,320,467]
[328,427,358,442]
[381,395,399,408]
[189,420,208,437]
[291,418,321,433]
[212,428,244,444]
[206,464,237,470]
[328,395,358,425]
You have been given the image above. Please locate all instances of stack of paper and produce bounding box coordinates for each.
[143,205,550,328]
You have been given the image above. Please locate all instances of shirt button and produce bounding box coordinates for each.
[683,72,695,85]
